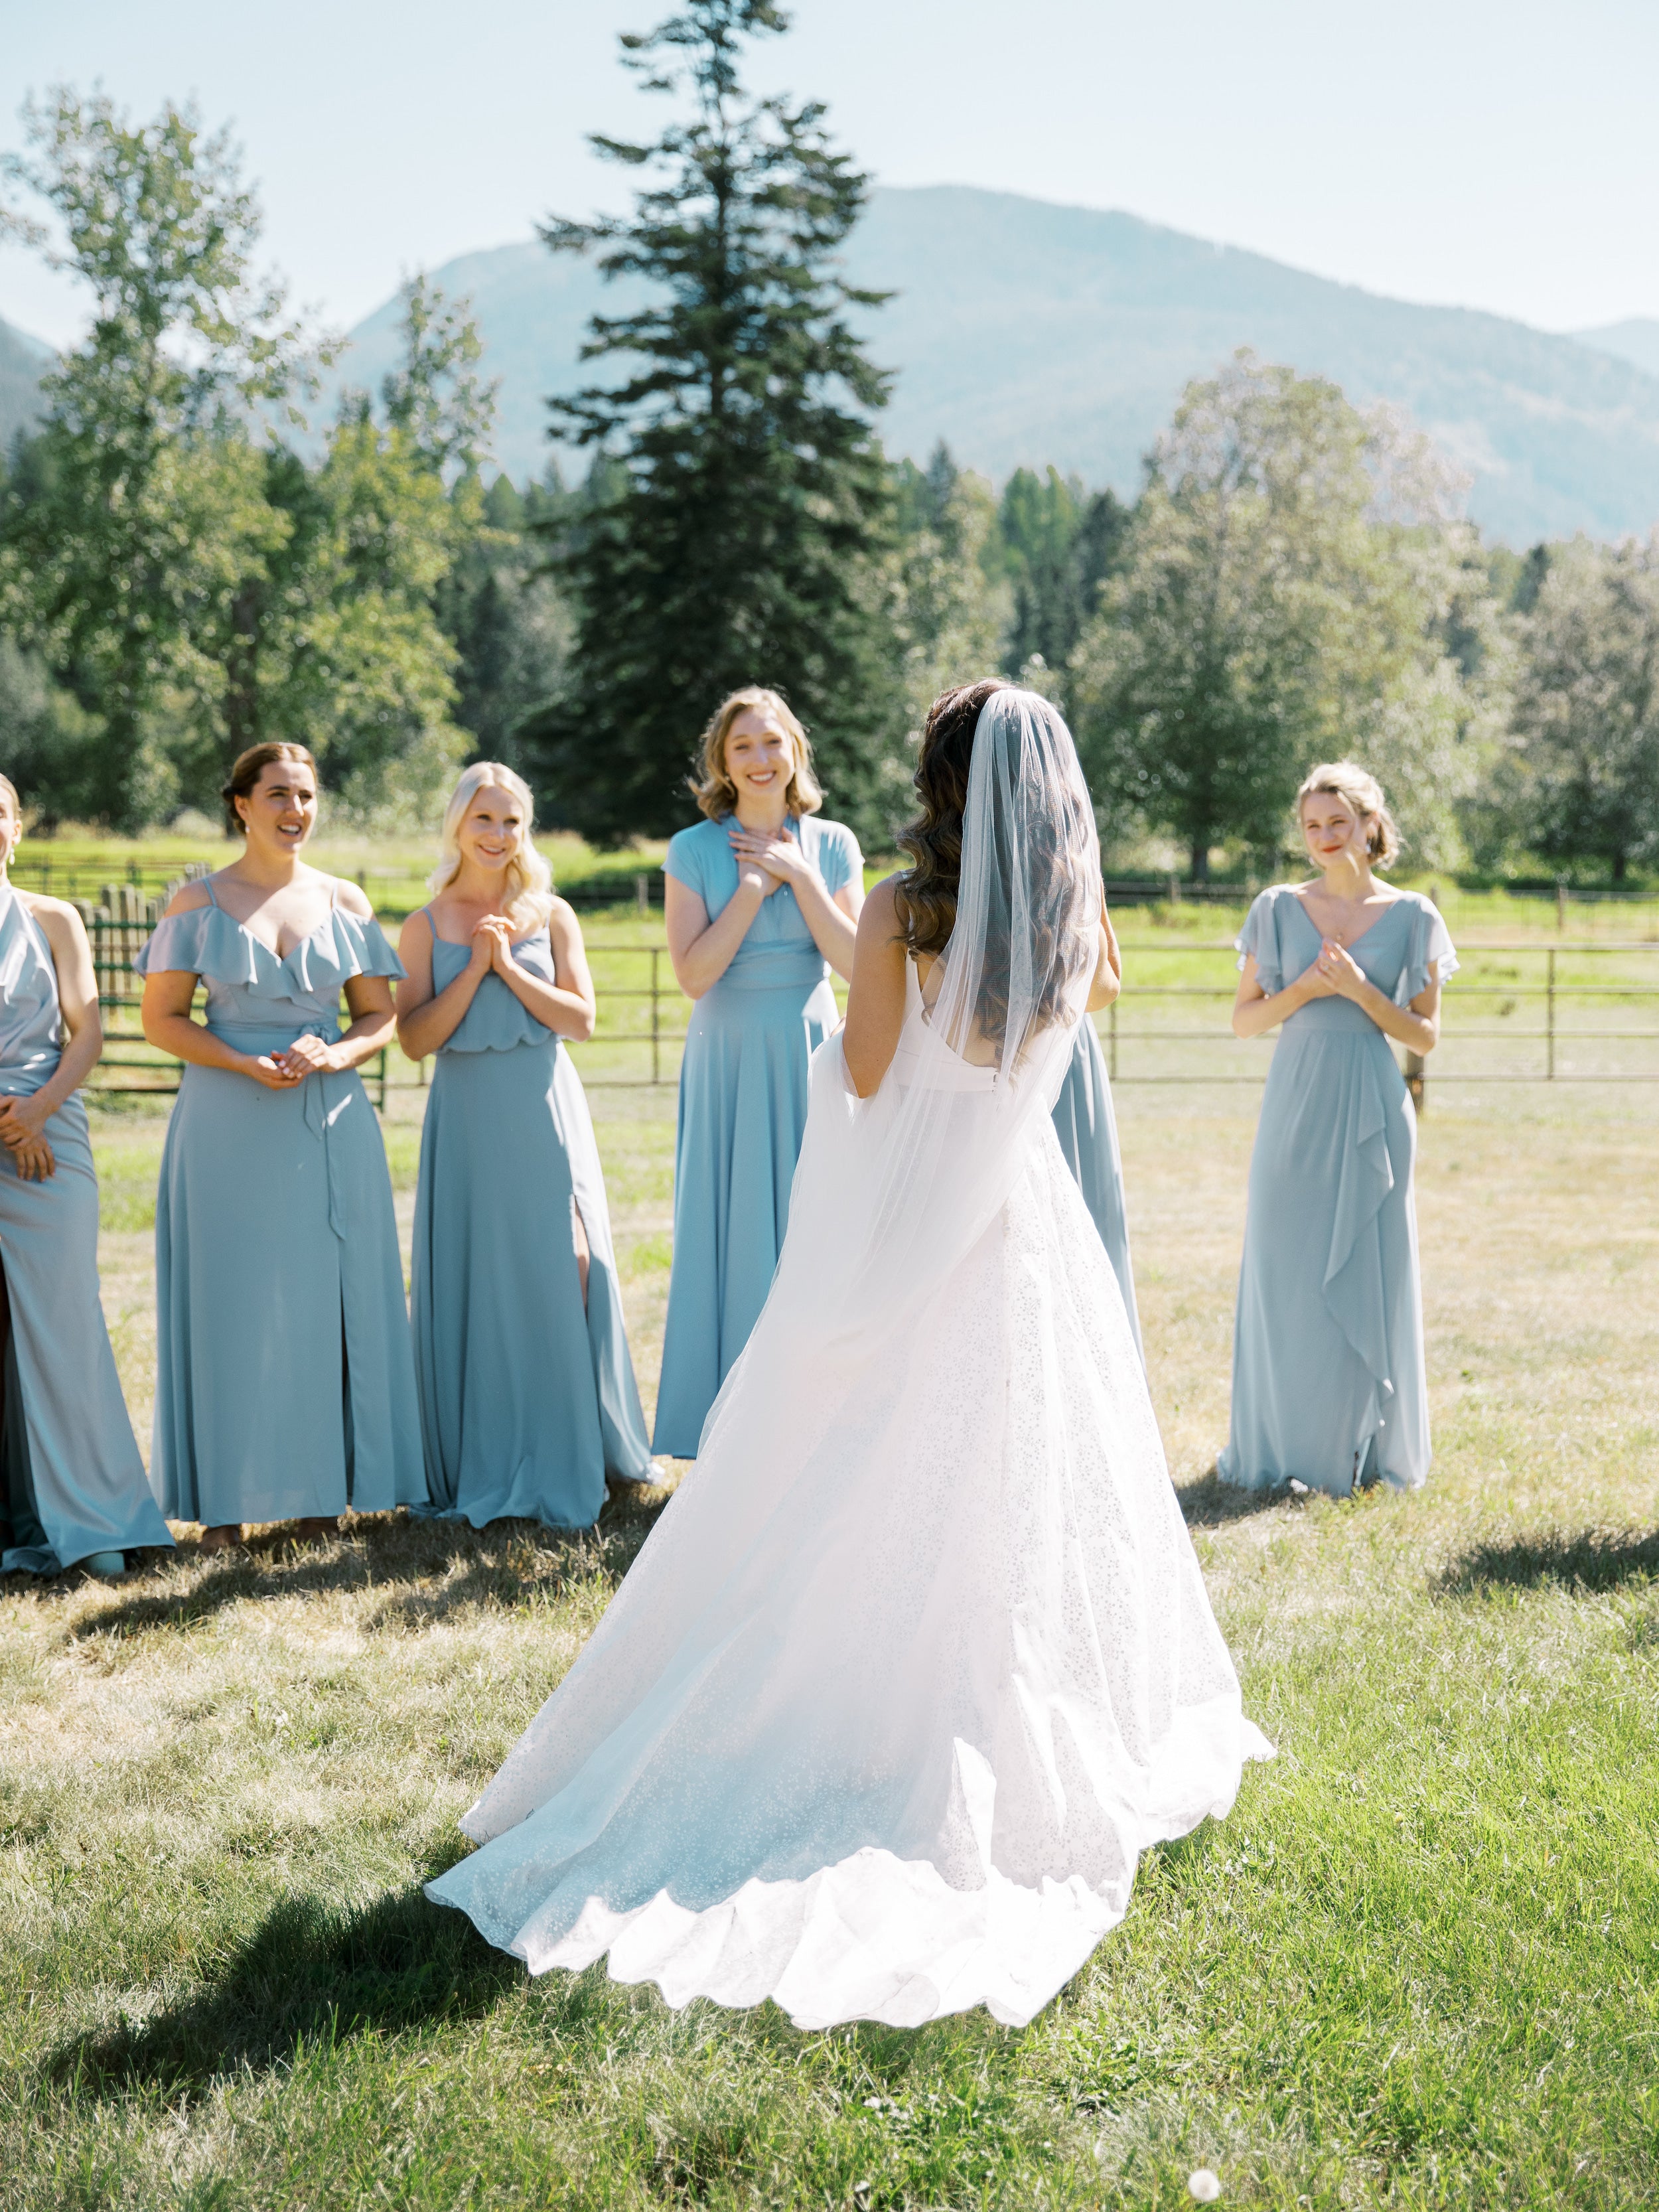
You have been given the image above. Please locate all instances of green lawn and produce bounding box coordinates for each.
[3,1083,1658,2208]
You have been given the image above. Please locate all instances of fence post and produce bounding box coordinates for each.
[635,873,649,914]
[1166,872,1181,907]
[1546,946,1556,1080]
[1109,995,1118,1082]
[1556,879,1567,932]
[1404,1050,1425,1114]
[651,946,661,1086]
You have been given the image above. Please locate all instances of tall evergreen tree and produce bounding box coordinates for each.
[522,0,895,845]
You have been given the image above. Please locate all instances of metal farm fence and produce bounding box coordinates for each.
[77,907,1659,1104]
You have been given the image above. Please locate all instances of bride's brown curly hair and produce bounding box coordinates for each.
[894,678,1012,959]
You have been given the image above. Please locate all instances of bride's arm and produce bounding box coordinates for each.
[841,878,909,1099]
[1086,910,1122,1012]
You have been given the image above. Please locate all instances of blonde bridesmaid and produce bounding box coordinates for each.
[397,763,651,1529]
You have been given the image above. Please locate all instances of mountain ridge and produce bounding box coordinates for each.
[7,189,1659,544]
[326,187,1659,544]
[0,313,50,455]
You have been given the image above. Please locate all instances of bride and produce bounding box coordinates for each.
[427,682,1270,2030]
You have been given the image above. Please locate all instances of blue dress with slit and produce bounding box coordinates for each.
[1050,1020,1144,1366]
[411,915,652,1528]
[1219,887,1457,1495]
[134,882,426,1526]
[654,814,861,1457]
[0,889,173,1572]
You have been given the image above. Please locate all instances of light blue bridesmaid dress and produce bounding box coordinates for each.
[0,890,172,1572]
[411,915,651,1528]
[1219,885,1457,1496]
[654,813,862,1457]
[134,880,426,1527]
[1050,1019,1144,1365]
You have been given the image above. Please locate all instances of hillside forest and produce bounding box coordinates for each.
[1,11,1656,887]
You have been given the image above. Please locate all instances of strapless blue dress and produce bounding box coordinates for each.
[135,883,426,1526]
[0,889,172,1572]
[1220,887,1457,1495]
[410,917,651,1529]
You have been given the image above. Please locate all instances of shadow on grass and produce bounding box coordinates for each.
[63,1489,670,1644]
[46,1880,524,2099]
[1175,1466,1295,1529]
[1435,1525,1659,1597]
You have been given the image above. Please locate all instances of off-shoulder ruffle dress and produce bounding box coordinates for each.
[410,917,651,1529]
[1220,887,1457,1495]
[135,887,426,1526]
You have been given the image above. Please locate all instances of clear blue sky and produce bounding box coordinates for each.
[3,0,1655,347]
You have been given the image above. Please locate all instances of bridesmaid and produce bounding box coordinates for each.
[1049,905,1144,1364]
[397,763,650,1529]
[654,687,863,1457]
[1220,762,1455,1496]
[0,776,171,1577]
[137,742,425,1550]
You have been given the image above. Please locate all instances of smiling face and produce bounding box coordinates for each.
[1301,790,1373,875]
[237,759,318,857]
[457,784,525,878]
[723,707,796,810]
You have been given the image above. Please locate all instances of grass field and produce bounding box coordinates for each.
[3,1078,1659,2207]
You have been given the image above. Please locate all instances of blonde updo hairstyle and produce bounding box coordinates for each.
[689,686,823,822]
[430,762,554,931]
[1297,761,1401,870]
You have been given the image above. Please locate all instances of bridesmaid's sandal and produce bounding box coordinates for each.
[293,1516,340,1545]
[198,1524,244,1554]
[82,1551,127,1578]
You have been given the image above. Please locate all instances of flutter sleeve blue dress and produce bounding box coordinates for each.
[0,890,172,1572]
[410,913,651,1529]
[133,881,426,1528]
[1050,1019,1144,1366]
[1219,886,1457,1496]
[653,812,861,1457]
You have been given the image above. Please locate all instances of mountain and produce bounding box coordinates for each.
[0,313,50,454]
[1574,318,1659,380]
[330,186,1659,546]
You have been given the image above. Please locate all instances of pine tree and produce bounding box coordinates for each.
[522,1,895,845]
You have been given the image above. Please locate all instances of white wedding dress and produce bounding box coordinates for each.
[427,694,1270,2030]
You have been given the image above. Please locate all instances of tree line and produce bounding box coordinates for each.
[2,3,1655,885]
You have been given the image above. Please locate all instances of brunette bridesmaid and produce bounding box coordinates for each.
[397,763,650,1529]
[137,743,425,1548]
[1222,762,1455,1496]
[654,688,863,1457]
[0,776,171,1576]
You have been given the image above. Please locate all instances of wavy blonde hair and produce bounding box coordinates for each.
[689,686,823,821]
[1297,761,1401,869]
[429,762,555,930]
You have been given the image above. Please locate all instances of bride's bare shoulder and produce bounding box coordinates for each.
[857,874,905,940]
